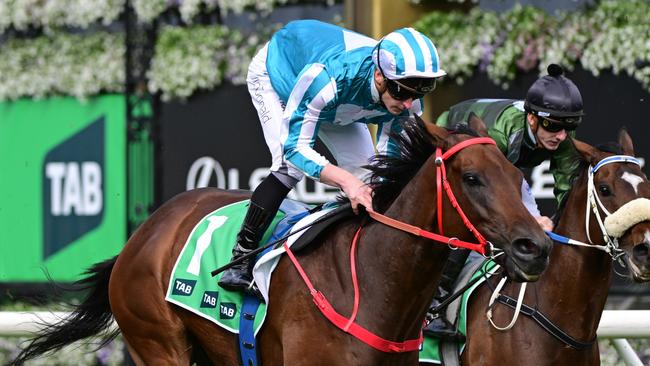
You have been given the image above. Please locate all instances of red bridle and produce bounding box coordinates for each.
[369,136,495,256]
[284,136,497,353]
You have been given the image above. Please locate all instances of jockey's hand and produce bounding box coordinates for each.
[344,179,374,215]
[535,216,553,231]
[319,164,375,215]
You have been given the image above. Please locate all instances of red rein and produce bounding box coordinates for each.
[284,137,497,353]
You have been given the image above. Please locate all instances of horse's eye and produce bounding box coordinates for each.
[598,185,612,197]
[463,173,482,187]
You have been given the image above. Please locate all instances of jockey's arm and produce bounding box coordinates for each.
[282,65,373,214]
[320,164,373,214]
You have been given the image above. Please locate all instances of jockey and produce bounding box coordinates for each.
[424,63,584,337]
[218,19,446,295]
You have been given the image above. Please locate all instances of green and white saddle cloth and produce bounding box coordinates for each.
[165,199,337,335]
[419,260,500,364]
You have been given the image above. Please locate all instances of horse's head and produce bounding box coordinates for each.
[424,114,552,282]
[572,130,650,282]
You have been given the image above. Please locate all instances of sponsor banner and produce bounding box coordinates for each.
[0,95,126,282]
[159,86,340,204]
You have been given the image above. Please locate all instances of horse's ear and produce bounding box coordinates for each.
[467,112,489,137]
[618,128,635,156]
[420,115,449,141]
[571,138,600,165]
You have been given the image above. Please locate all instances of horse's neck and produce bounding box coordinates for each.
[357,159,450,339]
[534,178,612,340]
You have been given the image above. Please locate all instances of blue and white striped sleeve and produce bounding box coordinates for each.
[282,64,337,180]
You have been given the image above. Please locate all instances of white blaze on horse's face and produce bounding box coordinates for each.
[621,172,645,195]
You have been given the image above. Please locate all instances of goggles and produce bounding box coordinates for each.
[384,79,428,101]
[539,116,581,133]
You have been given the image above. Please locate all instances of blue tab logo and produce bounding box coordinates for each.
[200,291,219,308]
[220,302,237,319]
[172,278,197,296]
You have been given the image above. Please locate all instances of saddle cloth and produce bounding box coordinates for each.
[164,198,343,335]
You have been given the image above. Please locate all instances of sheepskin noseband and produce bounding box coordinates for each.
[604,198,650,238]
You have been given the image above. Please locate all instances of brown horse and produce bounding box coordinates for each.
[14,116,552,366]
[455,130,650,366]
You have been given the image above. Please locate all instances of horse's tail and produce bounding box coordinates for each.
[12,256,120,365]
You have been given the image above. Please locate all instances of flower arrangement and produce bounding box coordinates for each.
[0,0,291,29]
[414,0,650,90]
[147,24,275,100]
[1,0,647,100]
[0,0,125,33]
[0,32,125,101]
[131,0,291,24]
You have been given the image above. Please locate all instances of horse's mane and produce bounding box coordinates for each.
[367,117,478,212]
[553,141,624,225]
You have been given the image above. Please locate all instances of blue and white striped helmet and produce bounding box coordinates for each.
[372,27,446,81]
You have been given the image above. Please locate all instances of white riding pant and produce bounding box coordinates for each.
[246,43,375,188]
[521,179,541,217]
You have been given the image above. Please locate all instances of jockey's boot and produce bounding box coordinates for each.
[423,248,471,338]
[218,201,274,293]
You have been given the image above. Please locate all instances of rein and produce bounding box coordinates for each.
[486,154,643,346]
[284,137,497,353]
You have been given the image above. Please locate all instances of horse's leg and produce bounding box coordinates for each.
[110,247,193,365]
[122,340,145,365]
[117,312,192,365]
[180,312,241,366]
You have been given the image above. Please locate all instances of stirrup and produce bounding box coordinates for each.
[245,282,265,302]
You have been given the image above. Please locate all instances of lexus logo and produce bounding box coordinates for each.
[186,156,226,190]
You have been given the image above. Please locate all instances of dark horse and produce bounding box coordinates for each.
[452,130,650,366]
[14,116,552,365]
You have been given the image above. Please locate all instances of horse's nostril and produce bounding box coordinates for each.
[633,243,650,260]
[513,238,541,258]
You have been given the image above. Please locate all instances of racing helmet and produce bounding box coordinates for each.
[372,27,446,97]
[524,64,584,129]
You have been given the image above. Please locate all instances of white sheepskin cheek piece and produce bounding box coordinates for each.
[604,198,650,237]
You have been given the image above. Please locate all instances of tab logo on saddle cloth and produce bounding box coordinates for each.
[172,278,197,296]
[165,200,284,334]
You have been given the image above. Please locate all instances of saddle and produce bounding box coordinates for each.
[288,202,356,252]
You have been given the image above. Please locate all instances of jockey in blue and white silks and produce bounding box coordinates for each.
[258,19,445,182]
[219,19,446,294]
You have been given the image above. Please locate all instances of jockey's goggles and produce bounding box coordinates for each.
[539,116,581,133]
[384,79,428,101]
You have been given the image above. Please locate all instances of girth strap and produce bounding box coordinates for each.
[496,294,596,350]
